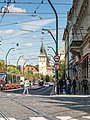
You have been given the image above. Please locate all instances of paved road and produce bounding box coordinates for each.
[0,90,90,120]
[4,86,53,95]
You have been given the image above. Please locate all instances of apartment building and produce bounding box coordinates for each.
[63,0,90,82]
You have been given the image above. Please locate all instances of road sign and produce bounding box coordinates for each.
[54,64,60,70]
[54,55,60,62]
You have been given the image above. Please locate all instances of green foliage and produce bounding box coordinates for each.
[0,60,6,71]
[8,66,20,74]
[45,75,50,82]
[58,61,65,80]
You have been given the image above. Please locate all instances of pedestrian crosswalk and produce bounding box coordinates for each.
[0,116,90,120]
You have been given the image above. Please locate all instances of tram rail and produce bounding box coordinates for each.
[5,95,88,120]
[0,111,10,120]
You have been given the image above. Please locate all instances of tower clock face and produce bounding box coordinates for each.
[40,58,45,62]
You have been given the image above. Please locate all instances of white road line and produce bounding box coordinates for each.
[29,117,48,120]
[0,118,5,120]
[9,118,16,120]
[82,116,90,119]
[0,118,16,120]
[56,116,72,120]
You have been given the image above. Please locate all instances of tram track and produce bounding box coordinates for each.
[5,96,55,120]
[0,92,89,120]
[0,111,10,120]
[6,96,86,120]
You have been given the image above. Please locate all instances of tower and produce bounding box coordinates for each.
[38,42,47,75]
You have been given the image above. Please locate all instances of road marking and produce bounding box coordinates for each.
[0,118,5,120]
[82,116,90,119]
[56,116,72,120]
[9,118,16,120]
[56,116,78,120]
[29,117,47,120]
[0,118,16,120]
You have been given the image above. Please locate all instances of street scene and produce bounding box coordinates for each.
[0,0,90,120]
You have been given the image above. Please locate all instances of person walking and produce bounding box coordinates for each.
[82,76,88,94]
[72,78,77,94]
[23,78,30,94]
[58,79,63,94]
[66,77,72,94]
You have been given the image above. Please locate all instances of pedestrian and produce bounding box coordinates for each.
[58,79,63,94]
[66,77,72,94]
[72,78,77,94]
[23,78,30,94]
[82,76,88,94]
[57,80,60,95]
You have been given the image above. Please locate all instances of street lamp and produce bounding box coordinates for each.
[5,47,15,71]
[17,55,24,67]
[17,55,24,71]
[42,28,56,43]
[41,0,58,94]
[47,0,58,56]
[48,53,54,61]
[47,46,56,55]
[23,59,30,76]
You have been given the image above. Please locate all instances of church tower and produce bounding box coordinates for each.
[38,42,47,75]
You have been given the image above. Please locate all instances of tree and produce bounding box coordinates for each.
[45,75,50,82]
[58,61,65,80]
[0,60,6,71]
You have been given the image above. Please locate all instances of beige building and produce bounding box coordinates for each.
[38,42,54,76]
[38,42,47,75]
[63,0,90,83]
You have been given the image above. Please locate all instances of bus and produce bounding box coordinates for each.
[0,72,22,90]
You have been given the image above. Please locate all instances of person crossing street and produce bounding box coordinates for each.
[23,78,30,94]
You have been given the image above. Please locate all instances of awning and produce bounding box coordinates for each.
[76,52,90,64]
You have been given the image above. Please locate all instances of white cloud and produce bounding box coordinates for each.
[20,18,55,31]
[25,42,33,47]
[0,29,14,36]
[8,4,26,13]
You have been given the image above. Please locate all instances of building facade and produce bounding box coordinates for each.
[38,42,55,76]
[63,0,90,84]
[38,42,47,75]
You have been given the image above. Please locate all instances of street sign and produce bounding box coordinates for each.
[54,64,60,70]
[54,55,60,62]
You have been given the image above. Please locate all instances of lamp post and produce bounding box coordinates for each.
[47,46,56,55]
[47,0,58,54]
[23,59,30,76]
[41,0,58,94]
[42,28,56,43]
[17,55,24,68]
[17,55,24,72]
[5,47,15,72]
[48,0,58,83]
[48,53,54,60]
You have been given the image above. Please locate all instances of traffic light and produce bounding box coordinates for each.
[16,43,19,46]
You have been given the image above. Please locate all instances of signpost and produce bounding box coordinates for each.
[54,55,60,62]
[54,55,60,70]
[54,64,60,70]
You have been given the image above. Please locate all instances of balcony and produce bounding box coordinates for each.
[70,40,83,52]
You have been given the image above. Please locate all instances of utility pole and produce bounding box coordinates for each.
[48,0,59,94]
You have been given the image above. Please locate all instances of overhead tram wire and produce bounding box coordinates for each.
[33,0,44,14]
[0,0,11,23]
[1,11,67,15]
[0,17,66,27]
[0,2,72,5]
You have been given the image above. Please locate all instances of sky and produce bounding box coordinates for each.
[0,0,73,66]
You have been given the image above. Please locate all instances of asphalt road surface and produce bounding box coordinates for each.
[0,87,90,120]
